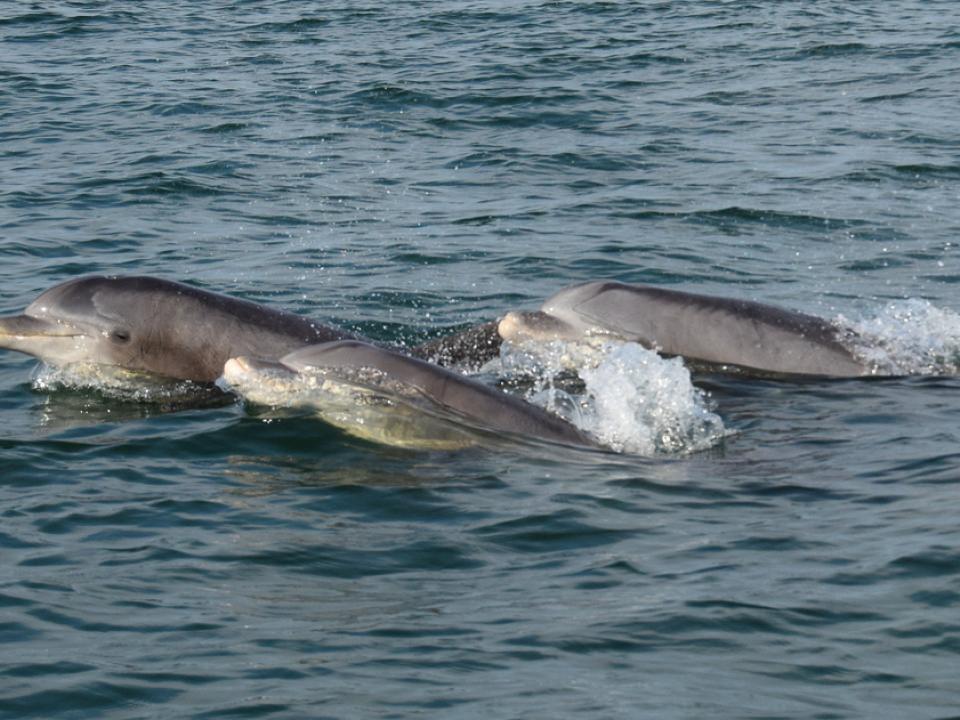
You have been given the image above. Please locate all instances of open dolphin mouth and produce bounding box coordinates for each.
[0,315,84,340]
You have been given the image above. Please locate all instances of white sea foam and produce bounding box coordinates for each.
[32,363,223,405]
[496,340,726,455]
[837,299,960,376]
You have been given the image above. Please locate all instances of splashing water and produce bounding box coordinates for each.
[837,299,960,376]
[32,363,227,406]
[496,340,726,455]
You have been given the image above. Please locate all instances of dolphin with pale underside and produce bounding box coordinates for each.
[223,340,599,450]
[498,281,869,377]
[0,275,357,383]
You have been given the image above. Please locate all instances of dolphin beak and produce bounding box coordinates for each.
[220,356,299,399]
[222,356,293,383]
[498,311,576,342]
[0,314,90,366]
[0,315,84,355]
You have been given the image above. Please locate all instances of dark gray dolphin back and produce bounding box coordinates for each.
[30,275,354,381]
[408,320,503,368]
[551,282,866,377]
[281,340,598,447]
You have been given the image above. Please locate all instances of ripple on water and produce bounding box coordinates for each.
[2,1,960,717]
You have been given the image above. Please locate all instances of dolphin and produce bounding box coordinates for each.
[0,275,355,383]
[223,340,599,450]
[497,281,868,377]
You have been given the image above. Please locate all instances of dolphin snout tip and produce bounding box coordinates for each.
[222,356,253,383]
[0,315,76,340]
[498,311,576,343]
[223,356,292,382]
[497,312,522,342]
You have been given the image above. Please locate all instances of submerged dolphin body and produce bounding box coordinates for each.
[498,281,868,377]
[223,340,598,450]
[0,275,355,383]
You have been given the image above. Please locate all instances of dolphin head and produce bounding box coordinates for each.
[498,310,581,343]
[0,276,146,369]
[499,282,648,345]
[0,275,280,381]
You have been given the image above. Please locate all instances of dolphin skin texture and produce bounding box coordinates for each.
[0,275,507,382]
[498,281,867,377]
[1,275,870,385]
[224,340,599,450]
[0,275,354,382]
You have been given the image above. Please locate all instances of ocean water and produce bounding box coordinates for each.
[2,1,960,718]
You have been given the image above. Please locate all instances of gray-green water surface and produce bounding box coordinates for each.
[2,2,960,718]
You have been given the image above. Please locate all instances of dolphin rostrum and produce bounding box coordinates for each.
[498,281,868,377]
[223,340,599,450]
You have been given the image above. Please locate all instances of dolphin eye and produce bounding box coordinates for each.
[110,328,131,343]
